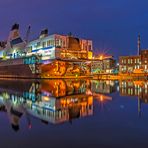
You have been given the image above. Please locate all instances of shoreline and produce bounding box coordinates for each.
[0,73,147,80]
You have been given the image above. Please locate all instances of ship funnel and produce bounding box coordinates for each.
[40,29,48,39]
[8,23,20,41]
[11,23,19,31]
[68,36,81,51]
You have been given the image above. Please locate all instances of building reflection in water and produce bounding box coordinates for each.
[119,80,148,116]
[0,79,113,132]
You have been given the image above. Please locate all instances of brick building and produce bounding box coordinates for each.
[119,49,148,73]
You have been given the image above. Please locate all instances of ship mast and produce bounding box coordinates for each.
[25,25,31,43]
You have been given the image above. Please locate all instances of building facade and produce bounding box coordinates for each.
[91,58,116,74]
[119,49,148,73]
[140,50,148,71]
[102,58,116,73]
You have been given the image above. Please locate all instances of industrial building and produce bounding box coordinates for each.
[119,35,148,74]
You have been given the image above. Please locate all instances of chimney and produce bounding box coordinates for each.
[8,23,20,41]
[137,34,141,55]
[11,23,19,31]
[40,29,48,39]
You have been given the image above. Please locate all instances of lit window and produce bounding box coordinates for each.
[42,42,46,48]
[36,42,40,48]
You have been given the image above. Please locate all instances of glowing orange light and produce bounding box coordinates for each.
[100,95,103,102]
[99,55,103,60]
[42,96,50,101]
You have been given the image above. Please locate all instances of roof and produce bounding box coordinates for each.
[119,55,141,58]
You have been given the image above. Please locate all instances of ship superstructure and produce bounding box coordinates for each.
[0,24,95,78]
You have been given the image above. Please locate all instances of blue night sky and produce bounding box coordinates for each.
[0,0,148,58]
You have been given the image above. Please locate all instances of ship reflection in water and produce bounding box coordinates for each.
[0,79,114,132]
[0,79,148,148]
[0,79,148,134]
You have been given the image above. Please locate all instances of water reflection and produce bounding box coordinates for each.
[0,79,114,132]
[119,80,148,117]
[119,80,148,100]
[0,79,147,132]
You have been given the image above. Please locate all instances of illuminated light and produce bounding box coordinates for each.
[42,96,50,101]
[100,95,103,102]
[88,51,93,59]
[28,124,32,129]
[99,55,103,60]
[67,99,70,104]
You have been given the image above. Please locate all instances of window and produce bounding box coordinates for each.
[36,42,41,48]
[42,42,46,48]
[63,41,65,47]
[27,46,32,52]
[55,39,59,46]
[124,59,126,64]
[51,40,55,46]
[89,45,92,51]
[47,40,50,46]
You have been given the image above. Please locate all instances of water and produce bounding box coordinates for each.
[0,79,148,148]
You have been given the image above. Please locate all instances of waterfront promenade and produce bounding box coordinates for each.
[41,73,148,80]
[93,73,148,80]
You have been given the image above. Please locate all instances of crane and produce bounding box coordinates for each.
[25,25,31,44]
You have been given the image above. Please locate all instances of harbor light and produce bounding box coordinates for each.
[99,55,103,60]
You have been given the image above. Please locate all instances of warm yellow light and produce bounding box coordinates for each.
[88,51,93,59]
[100,95,103,102]
[99,55,103,60]
[42,96,50,101]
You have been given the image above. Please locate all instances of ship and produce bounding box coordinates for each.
[0,24,94,78]
[0,24,41,78]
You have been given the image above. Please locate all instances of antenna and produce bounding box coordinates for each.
[137,34,141,55]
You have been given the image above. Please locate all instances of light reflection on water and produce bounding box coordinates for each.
[0,79,148,148]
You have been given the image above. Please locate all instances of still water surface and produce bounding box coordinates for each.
[0,79,148,148]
